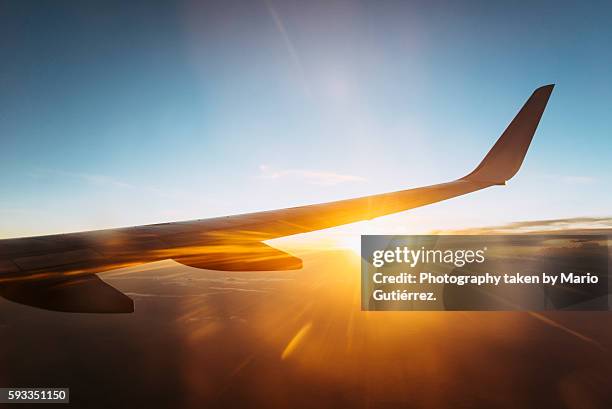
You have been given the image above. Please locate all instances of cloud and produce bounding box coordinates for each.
[542,173,596,185]
[258,165,367,186]
[32,169,183,199]
[561,175,595,184]
[32,169,135,189]
[431,216,612,235]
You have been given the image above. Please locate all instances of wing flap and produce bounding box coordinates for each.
[0,274,134,313]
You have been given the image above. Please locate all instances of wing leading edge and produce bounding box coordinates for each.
[0,84,554,313]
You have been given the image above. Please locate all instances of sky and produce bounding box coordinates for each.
[1,0,611,239]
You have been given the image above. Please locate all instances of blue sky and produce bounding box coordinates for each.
[1,0,611,238]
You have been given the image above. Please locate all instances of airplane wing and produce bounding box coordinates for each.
[0,84,554,313]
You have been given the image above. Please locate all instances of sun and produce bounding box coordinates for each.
[335,234,362,255]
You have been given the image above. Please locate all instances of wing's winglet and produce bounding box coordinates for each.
[462,84,554,184]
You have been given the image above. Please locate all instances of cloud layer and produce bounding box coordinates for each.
[432,216,612,235]
[258,165,366,186]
